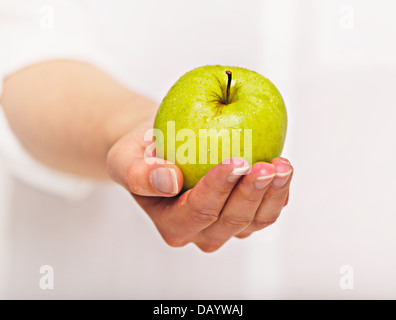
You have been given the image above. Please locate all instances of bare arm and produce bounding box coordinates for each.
[0,60,156,179]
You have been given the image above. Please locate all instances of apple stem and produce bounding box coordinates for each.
[225,70,232,104]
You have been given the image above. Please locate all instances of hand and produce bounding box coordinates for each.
[106,118,293,252]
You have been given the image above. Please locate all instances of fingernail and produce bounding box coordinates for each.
[151,167,179,194]
[255,172,276,190]
[272,170,292,188]
[227,166,250,183]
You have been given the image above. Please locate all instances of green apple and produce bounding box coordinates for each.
[153,65,287,191]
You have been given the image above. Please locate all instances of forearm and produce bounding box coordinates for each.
[0,60,156,179]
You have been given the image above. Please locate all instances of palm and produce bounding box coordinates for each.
[107,118,293,252]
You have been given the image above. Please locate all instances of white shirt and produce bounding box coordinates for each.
[0,0,282,299]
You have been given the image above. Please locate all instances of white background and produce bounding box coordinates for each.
[1,0,396,299]
[264,0,396,298]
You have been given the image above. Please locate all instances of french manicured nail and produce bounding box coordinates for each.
[272,170,292,188]
[255,172,276,190]
[227,166,250,183]
[151,167,178,194]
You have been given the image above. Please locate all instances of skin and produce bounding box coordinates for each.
[0,60,293,252]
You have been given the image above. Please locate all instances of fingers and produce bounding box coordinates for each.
[106,133,183,197]
[195,162,276,252]
[129,158,184,196]
[256,159,292,222]
[185,158,250,218]
[151,158,250,246]
[236,157,293,238]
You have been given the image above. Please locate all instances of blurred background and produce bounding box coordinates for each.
[0,0,395,299]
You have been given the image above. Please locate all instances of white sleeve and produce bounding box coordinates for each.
[0,0,115,200]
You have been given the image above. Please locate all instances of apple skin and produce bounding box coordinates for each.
[154,65,287,191]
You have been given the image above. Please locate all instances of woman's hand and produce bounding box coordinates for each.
[107,118,293,252]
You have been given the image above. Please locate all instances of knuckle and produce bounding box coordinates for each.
[264,192,284,202]
[246,195,262,205]
[190,209,219,225]
[186,193,219,225]
[239,188,262,204]
[253,218,277,229]
[235,232,252,239]
[196,242,222,253]
[201,175,231,196]
[222,215,252,230]
[162,233,188,248]
[125,165,144,194]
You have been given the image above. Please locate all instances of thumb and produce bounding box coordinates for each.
[126,158,183,196]
[106,139,183,197]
